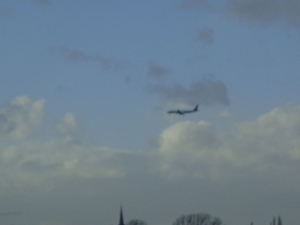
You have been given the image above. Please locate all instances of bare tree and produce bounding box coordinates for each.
[172,213,222,225]
[126,219,148,225]
[278,216,282,225]
[269,216,282,225]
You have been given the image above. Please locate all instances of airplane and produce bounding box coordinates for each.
[167,105,198,115]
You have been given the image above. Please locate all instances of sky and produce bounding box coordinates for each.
[0,0,300,225]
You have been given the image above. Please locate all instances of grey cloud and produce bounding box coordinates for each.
[196,27,214,45]
[226,0,300,27]
[152,79,229,107]
[177,0,213,11]
[57,47,121,72]
[147,63,171,78]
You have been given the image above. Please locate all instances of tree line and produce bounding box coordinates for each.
[126,213,221,225]
[126,213,283,225]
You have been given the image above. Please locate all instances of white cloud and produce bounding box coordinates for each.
[0,139,128,189]
[155,104,300,180]
[12,96,31,106]
[0,97,134,190]
[217,111,232,119]
[230,105,300,165]
[2,96,299,190]
[154,121,223,180]
[158,121,218,157]
[0,96,45,140]
[55,112,81,140]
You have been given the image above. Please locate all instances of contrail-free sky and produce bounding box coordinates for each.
[1,1,300,225]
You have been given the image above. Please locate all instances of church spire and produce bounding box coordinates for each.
[119,206,125,225]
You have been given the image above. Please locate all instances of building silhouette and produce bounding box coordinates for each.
[119,206,125,225]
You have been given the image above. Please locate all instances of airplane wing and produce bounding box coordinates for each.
[167,111,176,114]
[168,110,183,115]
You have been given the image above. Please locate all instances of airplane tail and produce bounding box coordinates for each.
[194,105,198,111]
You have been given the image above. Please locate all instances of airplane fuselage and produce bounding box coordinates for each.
[167,105,198,115]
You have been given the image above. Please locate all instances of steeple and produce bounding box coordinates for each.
[119,206,125,225]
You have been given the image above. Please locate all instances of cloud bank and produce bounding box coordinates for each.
[155,103,300,181]
[1,96,300,225]
[0,96,130,190]
[2,96,300,189]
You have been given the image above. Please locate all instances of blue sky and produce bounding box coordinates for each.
[0,0,300,225]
